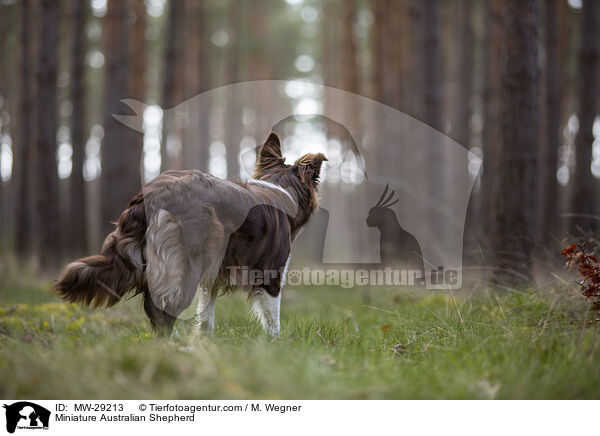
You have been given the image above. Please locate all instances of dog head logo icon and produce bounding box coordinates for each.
[3,402,50,434]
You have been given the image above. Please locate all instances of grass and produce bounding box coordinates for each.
[1,269,600,399]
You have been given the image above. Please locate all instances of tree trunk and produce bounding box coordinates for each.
[558,0,574,130]
[371,0,385,104]
[161,0,183,172]
[100,0,133,238]
[35,0,61,269]
[538,0,560,243]
[422,0,444,243]
[127,0,144,183]
[183,0,210,173]
[321,0,339,91]
[422,0,442,133]
[409,1,430,119]
[371,0,388,176]
[197,1,210,174]
[247,0,271,144]
[491,0,538,286]
[224,0,242,180]
[321,0,338,121]
[448,0,473,190]
[569,0,599,235]
[0,3,14,247]
[69,0,87,256]
[341,0,365,264]
[453,0,473,149]
[391,0,410,112]
[341,0,359,96]
[14,0,33,259]
[481,0,503,256]
[450,0,476,263]
[380,0,395,107]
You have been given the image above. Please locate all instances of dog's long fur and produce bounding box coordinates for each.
[54,132,326,335]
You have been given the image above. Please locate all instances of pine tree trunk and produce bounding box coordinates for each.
[69,0,88,256]
[447,0,473,190]
[0,4,12,246]
[341,0,358,96]
[538,0,560,243]
[224,0,242,180]
[422,0,444,242]
[248,0,270,143]
[35,0,60,269]
[127,0,144,183]
[450,0,475,262]
[341,0,365,263]
[408,0,424,119]
[422,0,442,133]
[380,0,396,108]
[372,0,409,111]
[321,0,341,188]
[558,0,574,129]
[491,0,538,286]
[569,0,599,235]
[161,0,182,172]
[100,0,132,237]
[453,0,473,149]
[370,0,387,176]
[371,0,384,104]
[183,0,210,173]
[321,0,338,120]
[197,1,211,174]
[14,0,33,259]
[481,0,503,256]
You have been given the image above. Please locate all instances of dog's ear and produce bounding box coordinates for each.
[294,153,328,188]
[256,132,285,170]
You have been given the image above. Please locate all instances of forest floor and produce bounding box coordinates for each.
[1,270,600,399]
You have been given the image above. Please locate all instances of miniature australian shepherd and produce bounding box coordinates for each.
[54,132,326,336]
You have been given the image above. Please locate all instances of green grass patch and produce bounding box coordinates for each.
[0,277,599,399]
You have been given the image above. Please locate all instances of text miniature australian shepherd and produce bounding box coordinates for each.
[54,132,326,336]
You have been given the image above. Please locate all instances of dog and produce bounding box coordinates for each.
[54,132,326,336]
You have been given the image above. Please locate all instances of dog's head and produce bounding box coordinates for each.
[253,132,327,228]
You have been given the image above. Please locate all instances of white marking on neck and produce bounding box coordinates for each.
[247,179,297,206]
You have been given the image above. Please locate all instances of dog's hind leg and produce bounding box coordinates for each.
[142,286,177,336]
[195,287,217,333]
[144,270,203,337]
[145,205,226,336]
[251,290,281,336]
[145,208,203,336]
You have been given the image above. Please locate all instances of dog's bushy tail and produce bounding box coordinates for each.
[54,192,147,307]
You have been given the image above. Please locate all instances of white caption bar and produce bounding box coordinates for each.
[0,400,595,436]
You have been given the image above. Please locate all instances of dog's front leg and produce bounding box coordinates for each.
[252,290,281,336]
[195,287,217,333]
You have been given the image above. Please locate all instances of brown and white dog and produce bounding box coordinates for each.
[54,132,326,336]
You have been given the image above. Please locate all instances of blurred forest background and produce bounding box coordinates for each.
[0,0,599,288]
